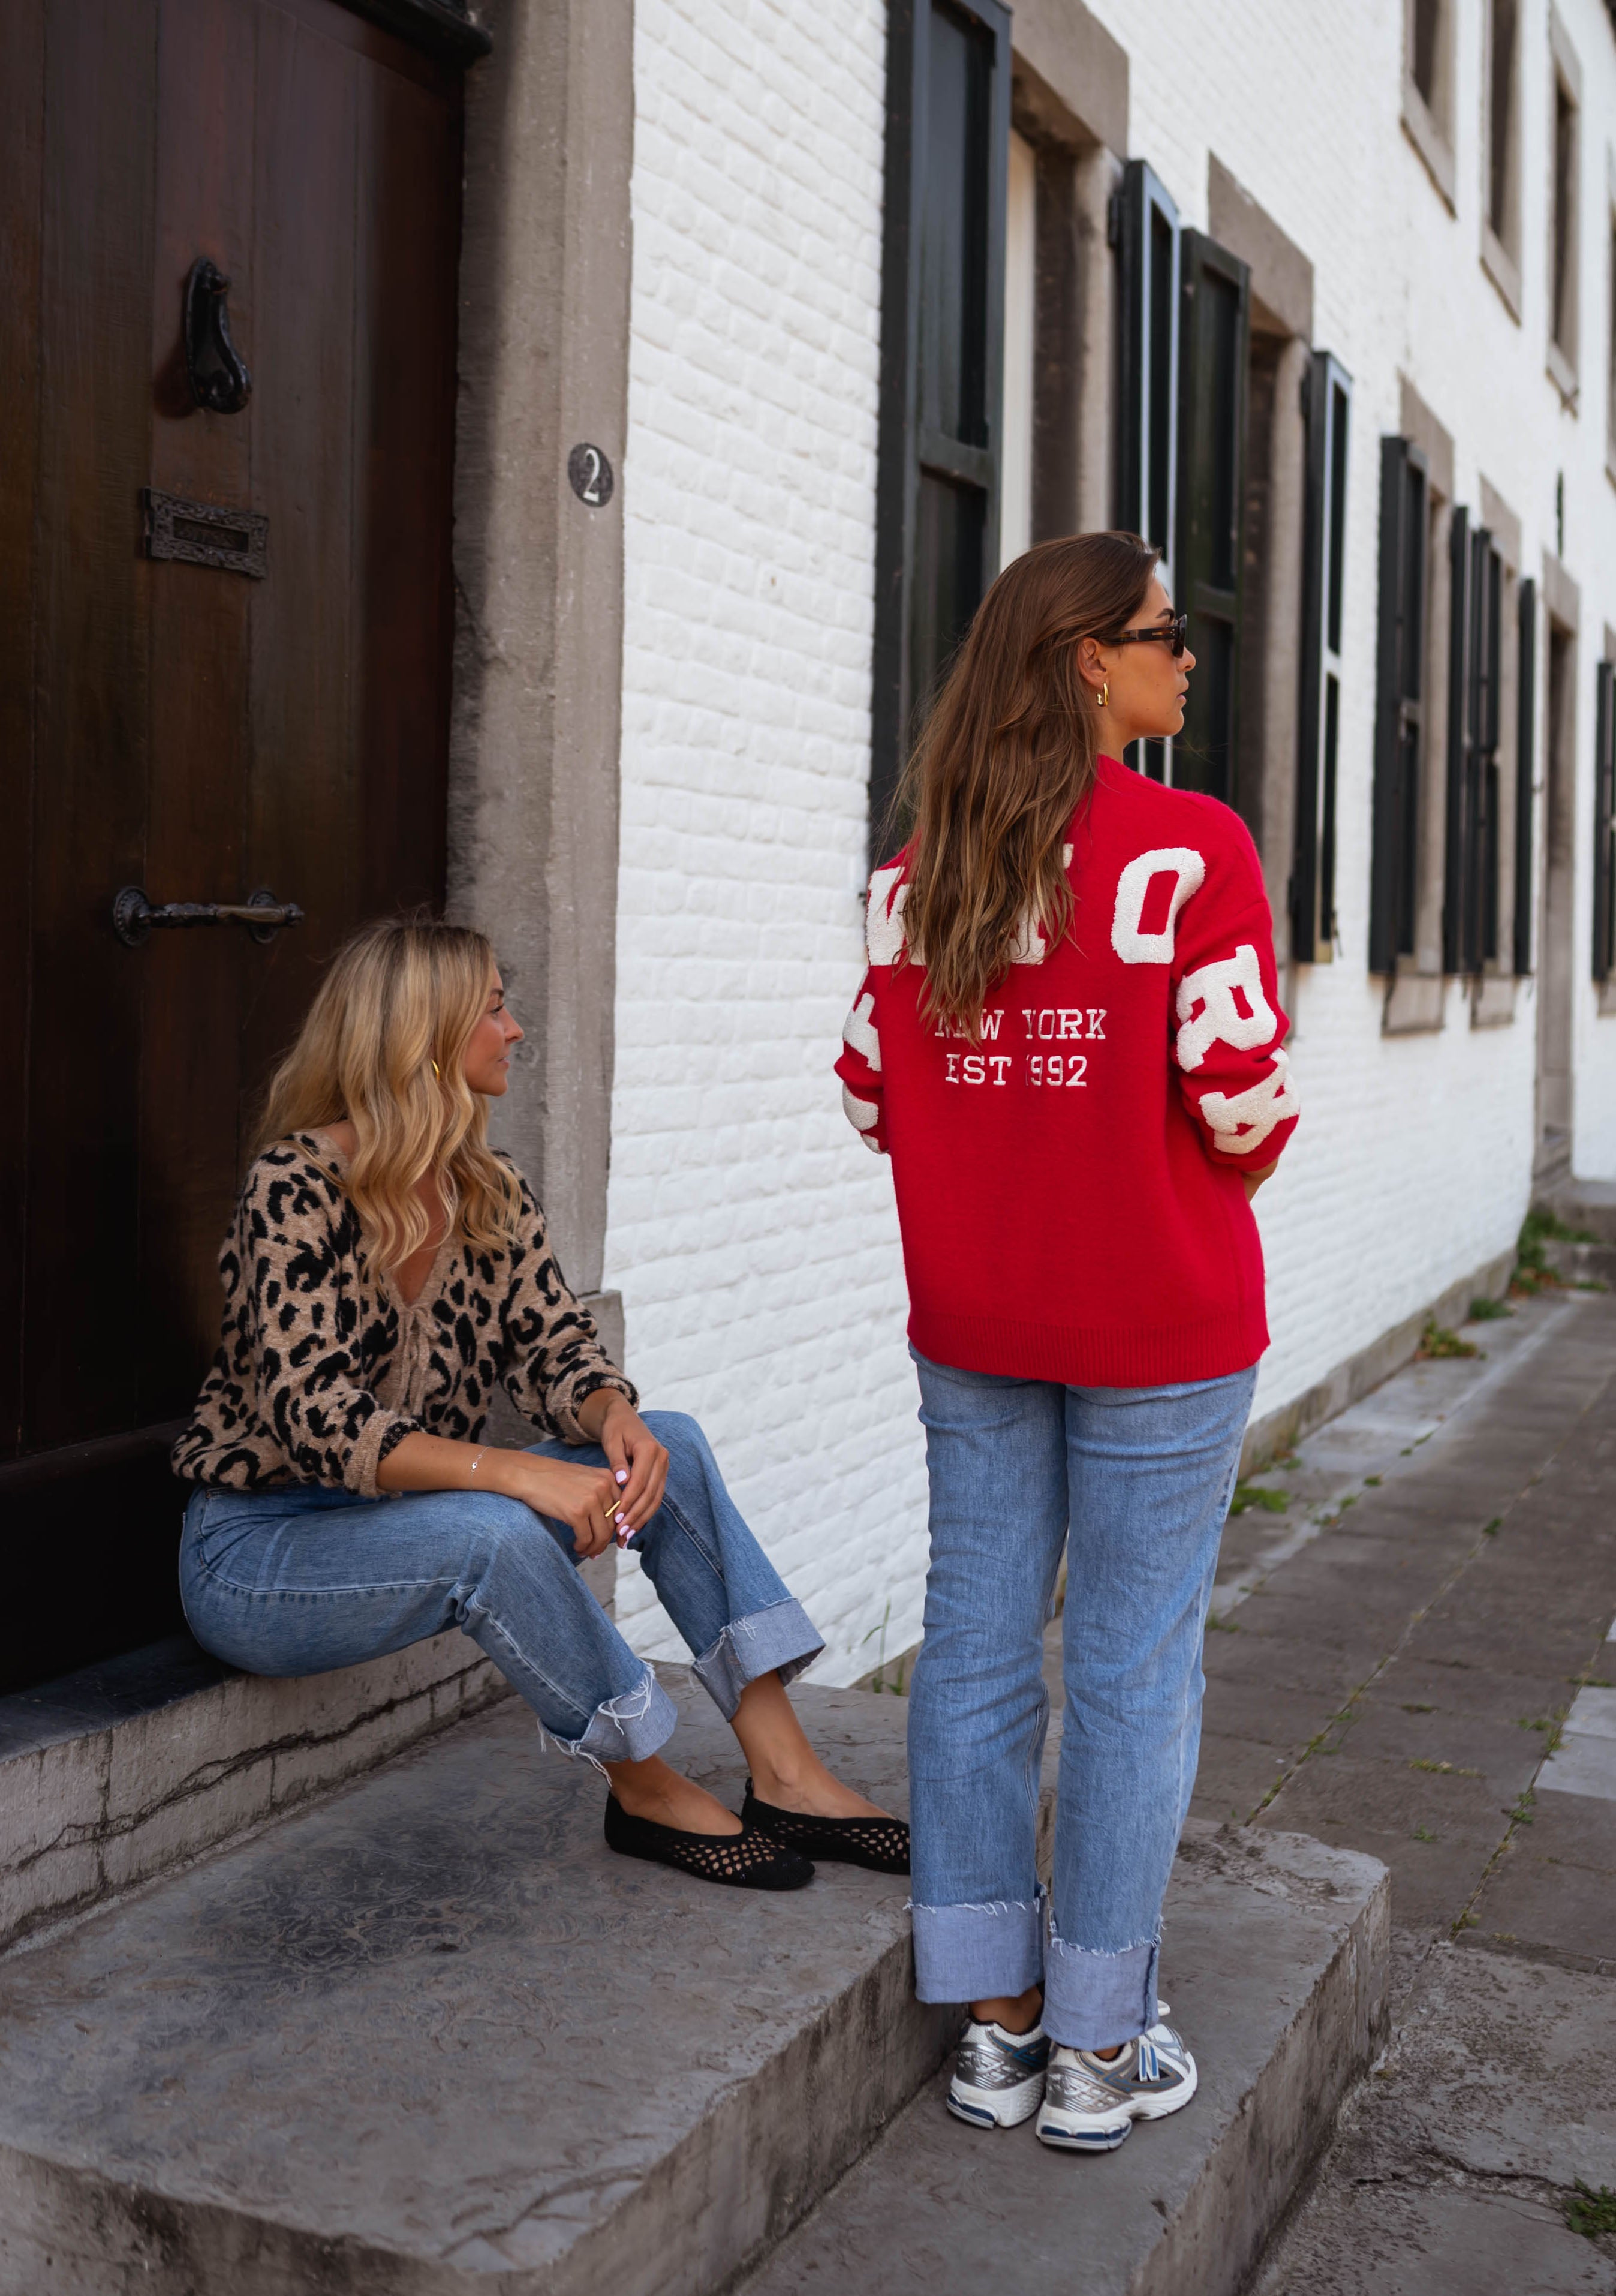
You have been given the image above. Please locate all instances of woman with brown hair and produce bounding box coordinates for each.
[175,917,907,1890]
[836,533,1298,2148]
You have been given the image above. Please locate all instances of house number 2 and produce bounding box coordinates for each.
[568,443,615,507]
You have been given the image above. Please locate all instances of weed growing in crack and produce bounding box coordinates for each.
[1229,1483,1289,1516]
[1416,1319,1480,1360]
[1364,1474,1383,1486]
[1412,1825,1437,1842]
[1482,1517,1502,1536]
[1410,1759,1482,1777]
[1402,1702,1436,1714]
[1565,2181,1616,2239]
[1469,1295,1513,1320]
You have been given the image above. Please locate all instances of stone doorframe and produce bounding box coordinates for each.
[449,0,633,1359]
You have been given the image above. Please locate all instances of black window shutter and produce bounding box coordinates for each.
[1173,230,1250,804]
[1293,353,1352,963]
[1113,160,1180,781]
[1442,506,1472,975]
[1369,436,1427,973]
[1476,536,1503,965]
[870,0,1011,861]
[1513,578,1536,975]
[1596,660,1616,983]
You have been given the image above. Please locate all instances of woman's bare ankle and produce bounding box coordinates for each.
[604,1755,742,1836]
[971,1984,1043,2034]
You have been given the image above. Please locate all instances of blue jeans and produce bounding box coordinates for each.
[179,1411,821,1765]
[906,1351,1257,2052]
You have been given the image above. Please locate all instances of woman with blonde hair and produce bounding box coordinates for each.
[176,916,907,1889]
[836,533,1298,2145]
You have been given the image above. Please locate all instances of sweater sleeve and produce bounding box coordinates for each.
[497,1173,639,1441]
[234,1155,420,1497]
[1169,826,1300,1169]
[834,965,888,1155]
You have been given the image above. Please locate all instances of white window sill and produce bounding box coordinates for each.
[1548,337,1579,411]
[1480,224,1521,323]
[1471,975,1516,1028]
[1401,83,1456,214]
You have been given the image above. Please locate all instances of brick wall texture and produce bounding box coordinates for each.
[609,0,1616,1684]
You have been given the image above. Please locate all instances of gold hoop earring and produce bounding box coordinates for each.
[1098,681,1109,711]
[431,1060,440,1080]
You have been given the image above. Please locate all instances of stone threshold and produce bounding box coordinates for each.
[0,1669,1387,2296]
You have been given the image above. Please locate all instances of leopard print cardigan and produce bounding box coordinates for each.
[171,1132,637,1498]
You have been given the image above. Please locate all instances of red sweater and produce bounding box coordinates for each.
[835,756,1299,1387]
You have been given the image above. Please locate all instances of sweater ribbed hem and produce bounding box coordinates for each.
[908,1303,1268,1390]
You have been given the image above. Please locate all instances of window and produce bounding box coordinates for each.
[1483,0,1521,310]
[1596,660,1616,984]
[1403,0,1455,207]
[1547,13,1580,396]
[872,0,1011,847]
[1514,578,1537,975]
[1293,355,1352,964]
[1411,0,1443,116]
[1443,517,1503,974]
[1370,437,1429,972]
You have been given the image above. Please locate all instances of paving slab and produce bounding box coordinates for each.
[741,1825,1388,2296]
[0,1675,947,2296]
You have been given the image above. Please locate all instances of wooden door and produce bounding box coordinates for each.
[0,0,475,1696]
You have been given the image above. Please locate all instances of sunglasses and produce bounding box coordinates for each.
[1108,612,1188,659]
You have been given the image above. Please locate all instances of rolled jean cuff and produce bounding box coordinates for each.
[556,1664,679,1768]
[1043,1927,1160,2052]
[691,1597,824,1721]
[911,1886,1046,2005]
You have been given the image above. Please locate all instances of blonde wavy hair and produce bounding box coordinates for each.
[257,916,523,1272]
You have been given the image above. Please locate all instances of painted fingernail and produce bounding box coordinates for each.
[615,1469,629,1485]
[615,1511,627,1527]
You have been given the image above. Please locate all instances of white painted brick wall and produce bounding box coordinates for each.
[610,0,1616,1687]
[607,0,926,1685]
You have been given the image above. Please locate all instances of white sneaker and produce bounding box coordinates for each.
[1036,2019,1198,2152]
[946,2018,1051,2129]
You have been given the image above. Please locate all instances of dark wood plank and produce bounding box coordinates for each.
[242,0,362,1106]
[0,0,46,1458]
[137,0,258,1420]
[25,0,162,1450]
[353,56,458,918]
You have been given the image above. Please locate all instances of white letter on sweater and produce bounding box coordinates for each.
[1198,1048,1300,1155]
[866,867,910,966]
[841,1083,883,1149]
[1110,848,1205,963]
[842,991,881,1071]
[1175,943,1275,1072]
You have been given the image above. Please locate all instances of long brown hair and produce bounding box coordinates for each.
[257,916,523,1271]
[893,530,1159,1039]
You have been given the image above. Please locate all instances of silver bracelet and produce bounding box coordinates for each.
[468,1447,487,1483]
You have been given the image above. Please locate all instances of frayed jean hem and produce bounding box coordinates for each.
[1043,1927,1159,2051]
[540,1663,678,1771]
[691,1597,824,1721]
[911,1885,1046,2004]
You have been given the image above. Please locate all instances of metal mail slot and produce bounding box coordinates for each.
[142,487,268,579]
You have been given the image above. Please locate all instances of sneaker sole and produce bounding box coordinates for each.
[947,2078,1045,2130]
[1034,2112,1132,2151]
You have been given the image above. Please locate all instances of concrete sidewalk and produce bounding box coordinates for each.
[1207,1285,1616,2291]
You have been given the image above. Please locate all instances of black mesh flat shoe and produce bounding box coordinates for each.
[603,1793,815,1889]
[741,1781,910,1875]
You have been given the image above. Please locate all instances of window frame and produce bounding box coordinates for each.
[871,0,1013,858]
[1172,227,1251,807]
[1293,351,1352,965]
[1596,658,1616,986]
[1481,0,1522,318]
[1546,8,1581,405]
[1513,576,1537,976]
[1403,0,1456,211]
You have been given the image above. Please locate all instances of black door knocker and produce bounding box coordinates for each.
[183,258,252,415]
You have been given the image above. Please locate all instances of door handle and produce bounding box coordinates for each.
[183,258,252,416]
[113,886,304,948]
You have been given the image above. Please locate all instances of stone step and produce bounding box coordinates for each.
[742,1827,1389,2296]
[1540,1179,1616,1246]
[0,1672,1388,2296]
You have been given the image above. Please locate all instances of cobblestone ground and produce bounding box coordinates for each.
[1168,1286,1616,2292]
